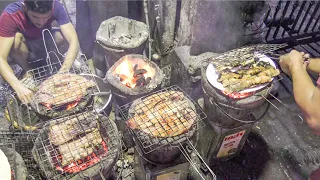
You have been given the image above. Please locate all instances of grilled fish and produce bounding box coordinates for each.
[225,75,273,92]
[218,61,280,92]
[58,130,103,166]
[48,112,99,146]
[34,73,96,107]
[127,91,196,138]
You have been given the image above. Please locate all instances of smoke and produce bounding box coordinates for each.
[190,1,267,55]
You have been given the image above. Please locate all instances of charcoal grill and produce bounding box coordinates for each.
[32,110,120,179]
[0,146,27,180]
[105,54,163,106]
[29,72,99,118]
[5,48,112,131]
[119,85,216,179]
[198,43,306,163]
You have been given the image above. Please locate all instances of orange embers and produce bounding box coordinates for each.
[55,141,108,174]
[221,90,255,99]
[113,56,155,88]
[41,97,82,111]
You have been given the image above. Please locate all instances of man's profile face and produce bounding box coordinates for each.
[26,9,52,28]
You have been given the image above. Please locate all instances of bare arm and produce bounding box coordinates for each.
[59,22,79,72]
[307,58,320,74]
[0,36,33,103]
[290,65,320,135]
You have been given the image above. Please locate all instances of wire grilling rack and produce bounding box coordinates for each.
[0,132,42,180]
[32,110,120,179]
[119,85,215,179]
[222,43,287,56]
[208,43,287,67]
[119,85,207,154]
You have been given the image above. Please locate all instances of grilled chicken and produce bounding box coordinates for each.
[58,130,103,166]
[33,73,96,107]
[127,91,196,138]
[48,112,99,146]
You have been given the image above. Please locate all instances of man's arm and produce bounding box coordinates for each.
[290,64,320,135]
[0,36,33,103]
[59,22,79,72]
[307,58,320,74]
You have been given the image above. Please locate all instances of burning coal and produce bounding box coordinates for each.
[113,56,155,88]
[55,141,108,174]
[221,90,255,99]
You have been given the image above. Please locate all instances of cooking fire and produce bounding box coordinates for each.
[32,111,120,179]
[221,90,255,99]
[113,56,155,88]
[55,140,108,174]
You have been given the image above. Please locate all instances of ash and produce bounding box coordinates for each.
[115,147,135,180]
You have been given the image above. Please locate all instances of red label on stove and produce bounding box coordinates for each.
[217,130,246,158]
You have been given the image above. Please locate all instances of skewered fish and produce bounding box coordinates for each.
[58,130,103,166]
[48,112,99,146]
[217,61,280,92]
[127,91,197,138]
[225,75,272,92]
[218,72,242,82]
[33,73,96,107]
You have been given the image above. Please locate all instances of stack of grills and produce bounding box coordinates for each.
[2,51,121,179]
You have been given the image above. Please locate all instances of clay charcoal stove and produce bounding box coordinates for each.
[105,54,163,106]
[0,132,42,179]
[119,85,207,164]
[197,44,289,164]
[32,111,120,179]
[0,147,28,180]
[202,44,287,126]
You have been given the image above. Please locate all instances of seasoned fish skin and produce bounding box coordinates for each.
[217,61,280,92]
[48,112,99,146]
[58,130,103,166]
[34,74,96,106]
[127,91,196,138]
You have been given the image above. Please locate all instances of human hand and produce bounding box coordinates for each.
[15,84,33,104]
[279,50,307,75]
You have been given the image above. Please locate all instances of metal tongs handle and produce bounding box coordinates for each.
[262,93,304,122]
[178,139,216,180]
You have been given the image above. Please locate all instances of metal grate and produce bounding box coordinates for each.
[28,72,99,118]
[119,85,206,154]
[0,132,42,180]
[32,110,120,179]
[5,93,43,131]
[216,43,287,59]
[265,1,320,43]
[209,44,287,71]
[26,56,93,86]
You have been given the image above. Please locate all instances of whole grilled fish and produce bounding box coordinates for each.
[127,91,196,138]
[33,73,96,107]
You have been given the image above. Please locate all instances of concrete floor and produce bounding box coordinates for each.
[0,72,318,180]
[0,1,319,179]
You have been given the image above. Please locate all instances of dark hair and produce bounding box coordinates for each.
[24,0,53,14]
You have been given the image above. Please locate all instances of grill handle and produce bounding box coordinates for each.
[177,139,217,180]
[209,98,257,124]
